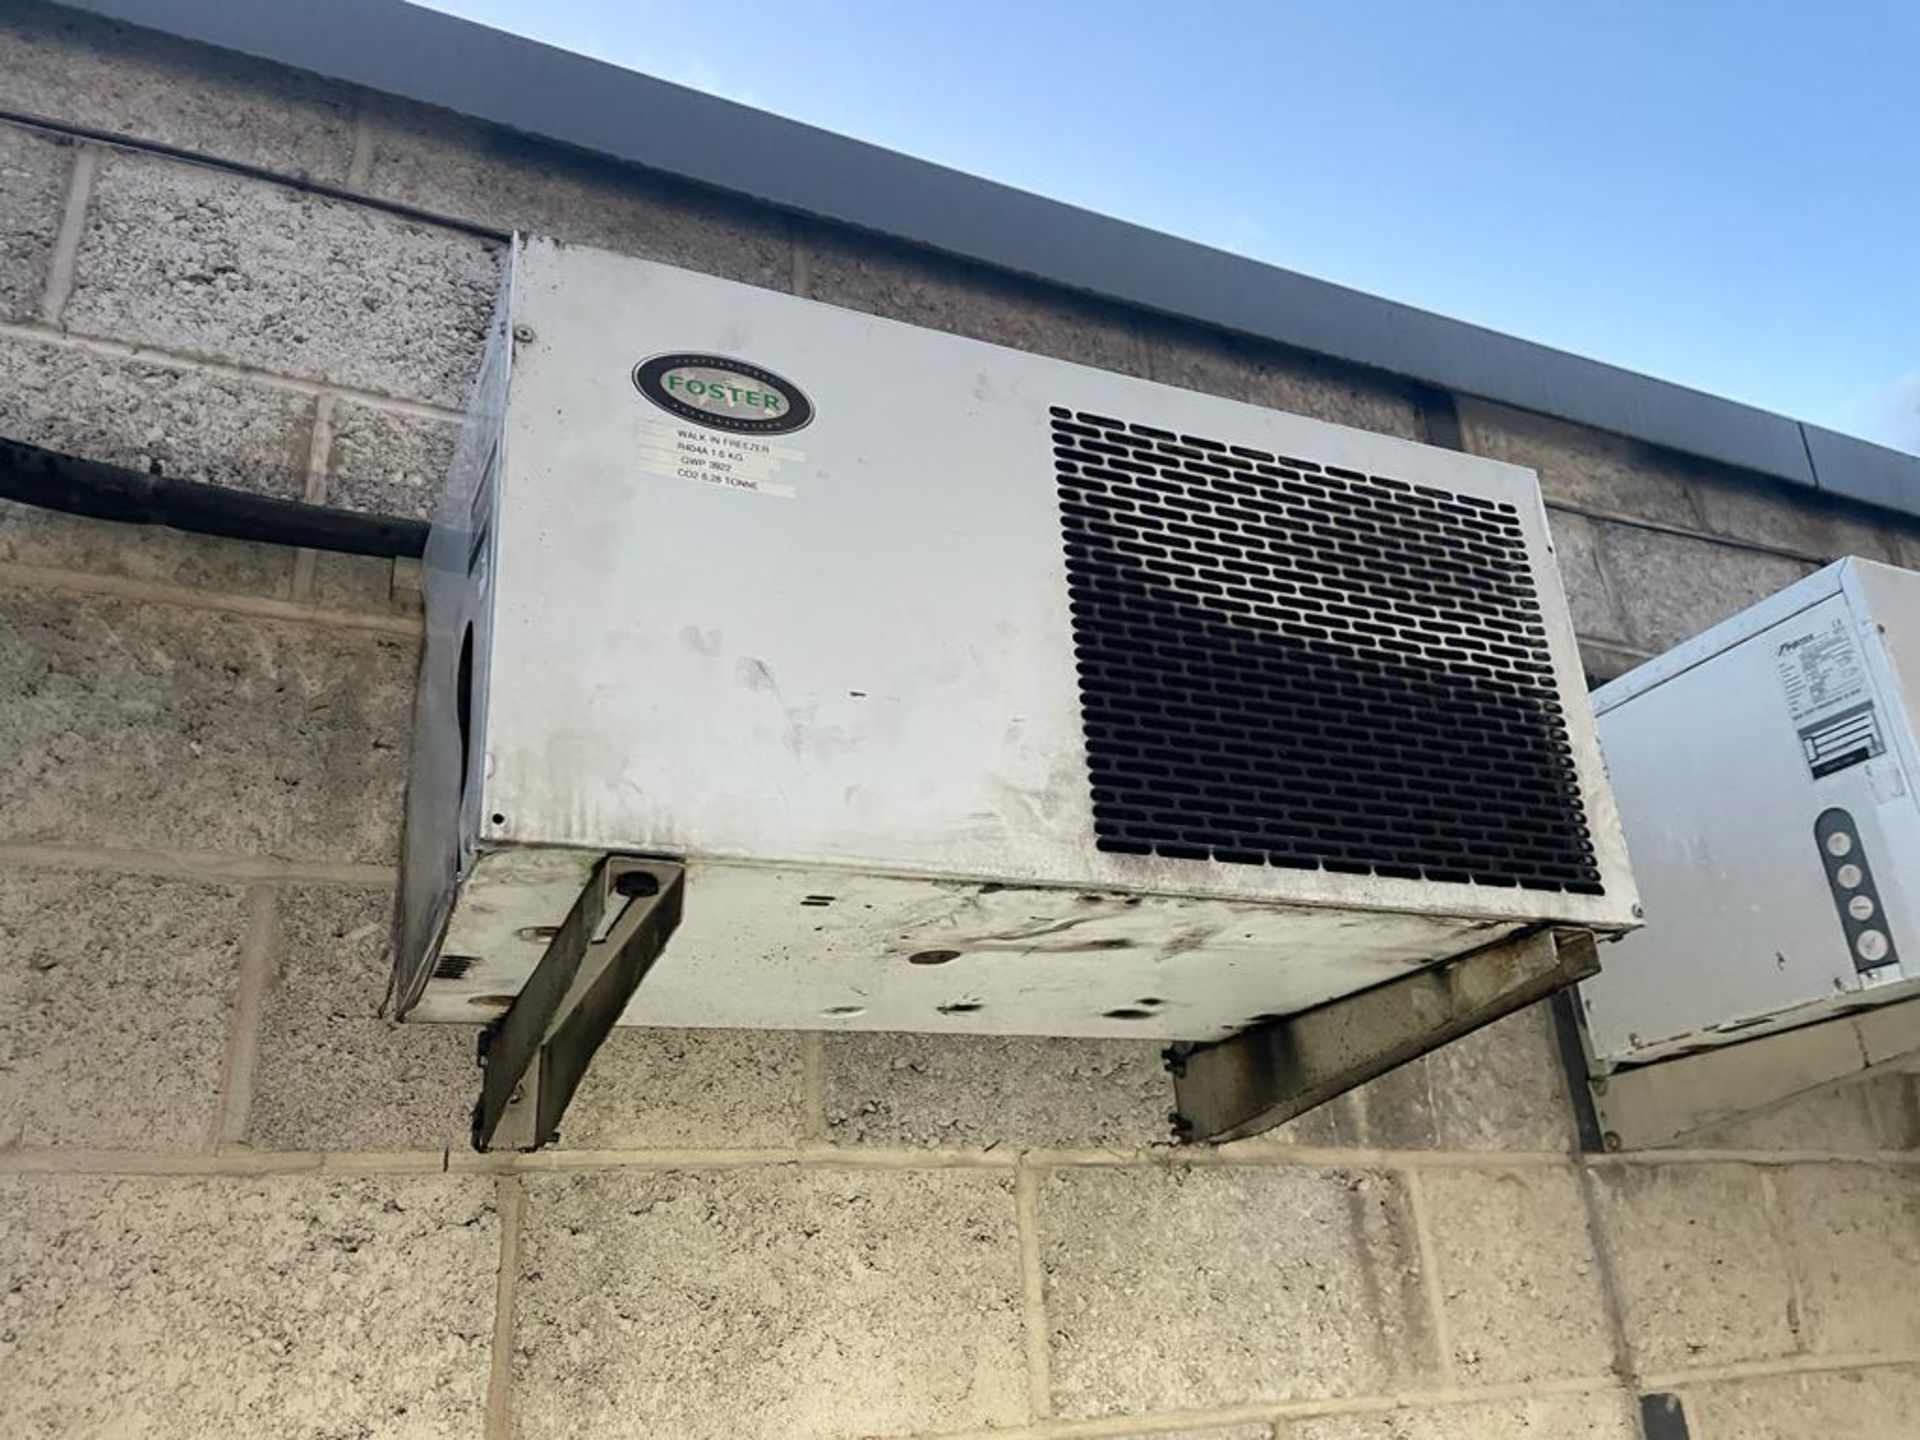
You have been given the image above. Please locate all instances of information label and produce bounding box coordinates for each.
[637,417,804,500]
[1775,615,1882,777]
[1776,615,1868,724]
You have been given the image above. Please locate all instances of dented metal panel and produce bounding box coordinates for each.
[489,241,1630,918]
[416,850,1519,1040]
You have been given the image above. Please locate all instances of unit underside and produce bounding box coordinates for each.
[413,848,1527,1040]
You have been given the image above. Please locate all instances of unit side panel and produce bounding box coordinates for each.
[393,287,511,1014]
[1849,560,1920,782]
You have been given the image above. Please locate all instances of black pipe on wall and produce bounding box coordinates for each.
[0,436,430,560]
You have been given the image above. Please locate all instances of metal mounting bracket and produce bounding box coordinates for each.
[1167,927,1601,1144]
[1586,990,1920,1151]
[472,854,685,1152]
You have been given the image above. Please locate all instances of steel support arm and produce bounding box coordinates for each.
[1168,928,1601,1144]
[473,855,685,1151]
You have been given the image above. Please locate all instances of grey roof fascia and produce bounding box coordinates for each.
[52,0,1918,515]
[1802,425,1920,513]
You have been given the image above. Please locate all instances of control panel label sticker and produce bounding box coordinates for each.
[1799,702,1885,778]
[1776,617,1881,777]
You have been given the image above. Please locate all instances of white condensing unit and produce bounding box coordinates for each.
[1579,559,1920,1141]
[394,237,1638,1148]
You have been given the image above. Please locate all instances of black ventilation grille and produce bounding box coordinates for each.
[1053,407,1601,894]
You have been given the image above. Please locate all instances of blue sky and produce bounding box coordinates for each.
[416,1,1918,453]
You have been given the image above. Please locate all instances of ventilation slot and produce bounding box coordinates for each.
[433,953,477,981]
[1052,407,1600,894]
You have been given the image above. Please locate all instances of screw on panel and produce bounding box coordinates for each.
[512,324,535,343]
[1603,1131,1623,1152]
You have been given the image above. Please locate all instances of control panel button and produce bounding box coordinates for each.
[1815,809,1896,976]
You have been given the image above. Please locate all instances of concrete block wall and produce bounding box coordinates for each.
[3,4,1919,1436]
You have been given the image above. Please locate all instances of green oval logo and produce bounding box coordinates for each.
[633,353,813,435]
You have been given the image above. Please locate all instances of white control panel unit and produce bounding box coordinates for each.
[1583,558,1920,1068]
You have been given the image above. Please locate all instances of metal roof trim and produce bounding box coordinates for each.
[1802,425,1920,513]
[51,0,1918,516]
